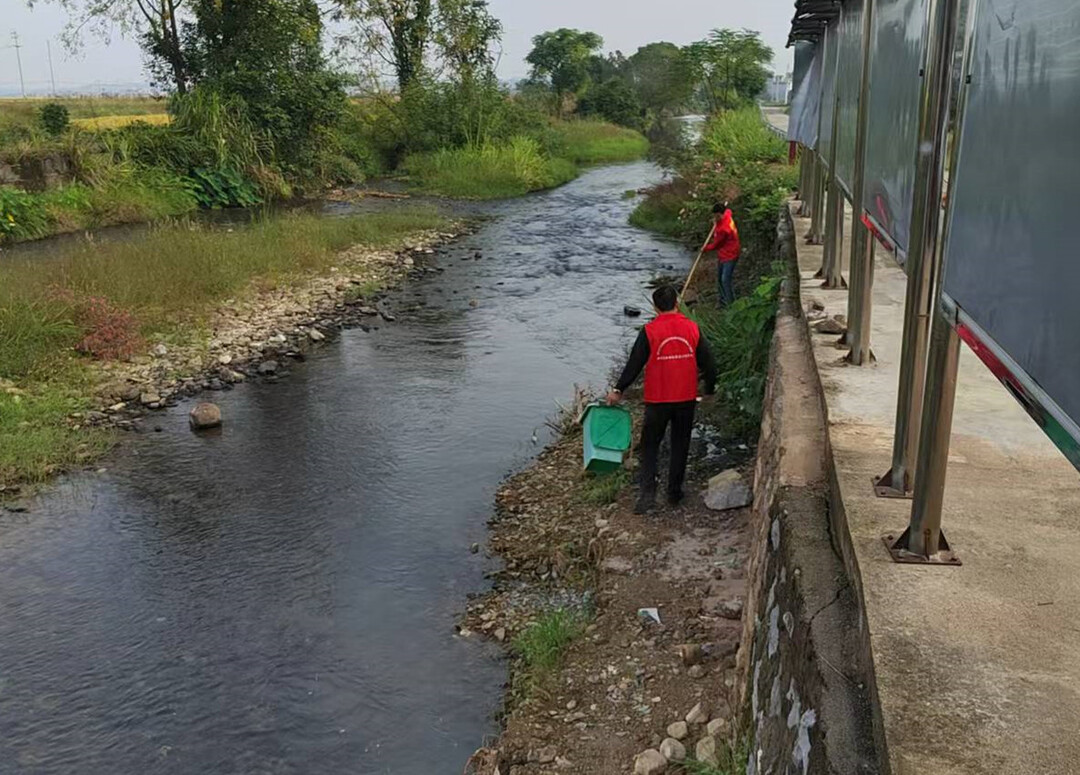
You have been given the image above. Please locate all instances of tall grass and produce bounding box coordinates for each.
[405,136,577,198]
[548,120,650,165]
[513,608,587,674]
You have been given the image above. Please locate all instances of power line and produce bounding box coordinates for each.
[47,39,57,96]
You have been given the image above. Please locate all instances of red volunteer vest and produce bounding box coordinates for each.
[643,312,701,404]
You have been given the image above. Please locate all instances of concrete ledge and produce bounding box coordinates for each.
[736,208,884,774]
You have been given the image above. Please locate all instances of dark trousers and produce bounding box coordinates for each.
[640,401,697,498]
[719,259,737,306]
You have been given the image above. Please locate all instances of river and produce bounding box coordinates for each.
[0,161,691,775]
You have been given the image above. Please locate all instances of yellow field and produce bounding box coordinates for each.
[0,95,167,133]
[71,114,172,130]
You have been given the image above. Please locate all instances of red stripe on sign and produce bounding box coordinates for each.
[860,212,896,255]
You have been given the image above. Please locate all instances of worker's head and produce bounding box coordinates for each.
[652,284,679,313]
[712,202,730,219]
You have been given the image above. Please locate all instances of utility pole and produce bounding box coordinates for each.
[11,32,26,98]
[47,39,57,96]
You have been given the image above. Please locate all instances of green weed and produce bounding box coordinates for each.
[513,608,588,674]
[405,136,578,198]
[548,120,650,165]
[580,469,630,505]
[682,737,750,775]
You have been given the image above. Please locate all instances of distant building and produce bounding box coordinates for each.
[763,73,792,105]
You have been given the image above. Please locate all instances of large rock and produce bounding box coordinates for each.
[189,402,222,430]
[659,738,686,763]
[685,702,709,725]
[703,470,752,511]
[633,749,667,775]
[257,360,279,375]
[813,317,846,335]
[707,717,730,737]
[696,735,720,766]
[666,721,688,741]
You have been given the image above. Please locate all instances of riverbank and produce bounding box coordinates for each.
[0,208,461,498]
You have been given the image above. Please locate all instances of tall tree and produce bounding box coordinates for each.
[433,0,502,83]
[685,29,772,113]
[626,42,693,115]
[338,0,435,92]
[29,0,192,93]
[525,28,603,113]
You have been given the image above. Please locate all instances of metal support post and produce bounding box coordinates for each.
[874,0,963,498]
[883,299,961,565]
[808,156,825,244]
[844,0,878,363]
[848,229,876,364]
[822,182,845,288]
[798,149,812,216]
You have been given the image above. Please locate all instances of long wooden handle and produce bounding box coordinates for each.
[680,224,718,299]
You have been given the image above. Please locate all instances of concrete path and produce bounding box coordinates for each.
[790,200,1080,775]
[762,106,789,136]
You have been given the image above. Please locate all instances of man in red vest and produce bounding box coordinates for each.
[705,202,741,305]
[607,285,717,513]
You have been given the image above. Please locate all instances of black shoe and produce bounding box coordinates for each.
[667,490,685,506]
[634,493,655,515]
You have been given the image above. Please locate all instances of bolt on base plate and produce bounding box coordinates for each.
[882,527,962,566]
[872,471,914,500]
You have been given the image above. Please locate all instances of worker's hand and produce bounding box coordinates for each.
[606,390,623,406]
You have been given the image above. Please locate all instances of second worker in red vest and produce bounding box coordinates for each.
[606,285,717,514]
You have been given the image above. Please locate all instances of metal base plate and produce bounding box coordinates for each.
[882,527,962,566]
[873,471,913,500]
[821,277,848,290]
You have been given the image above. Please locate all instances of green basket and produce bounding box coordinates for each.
[582,404,632,473]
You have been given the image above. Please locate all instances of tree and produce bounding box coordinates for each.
[626,42,694,115]
[184,0,347,164]
[337,0,435,92]
[525,28,603,113]
[578,78,643,129]
[434,0,502,83]
[29,0,192,93]
[685,29,772,113]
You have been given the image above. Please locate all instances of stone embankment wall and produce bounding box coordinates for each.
[733,208,886,774]
[0,152,75,191]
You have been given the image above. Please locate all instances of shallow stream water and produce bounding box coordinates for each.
[0,162,691,774]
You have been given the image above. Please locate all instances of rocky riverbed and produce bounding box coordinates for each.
[462,412,754,775]
[60,226,464,440]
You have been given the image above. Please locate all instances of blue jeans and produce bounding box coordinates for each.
[719,260,737,306]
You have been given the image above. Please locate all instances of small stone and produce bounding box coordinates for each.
[270,333,287,344]
[679,644,704,666]
[633,749,666,775]
[702,469,752,511]
[707,717,730,737]
[685,702,709,725]
[493,627,506,642]
[555,756,573,769]
[308,328,326,342]
[688,665,707,679]
[218,354,233,365]
[257,360,279,375]
[357,306,378,316]
[695,736,719,766]
[566,699,578,710]
[140,393,162,407]
[666,721,688,741]
[120,386,141,402]
[189,403,222,430]
[537,746,557,764]
[719,599,744,620]
[659,738,686,763]
[810,299,825,312]
[151,343,168,357]
[813,317,846,335]
[470,542,480,554]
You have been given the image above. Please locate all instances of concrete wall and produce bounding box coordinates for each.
[0,152,75,191]
[733,209,886,775]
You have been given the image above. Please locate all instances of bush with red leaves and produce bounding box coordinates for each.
[48,289,143,361]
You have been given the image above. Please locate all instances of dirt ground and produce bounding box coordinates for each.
[462,410,752,775]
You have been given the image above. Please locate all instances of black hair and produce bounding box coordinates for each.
[712,202,730,214]
[652,284,679,312]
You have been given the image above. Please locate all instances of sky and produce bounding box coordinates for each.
[0,0,795,96]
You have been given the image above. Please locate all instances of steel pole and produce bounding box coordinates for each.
[808,154,826,243]
[874,0,963,498]
[884,300,961,565]
[820,10,844,288]
[845,0,878,364]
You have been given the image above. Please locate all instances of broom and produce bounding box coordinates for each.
[680,223,718,300]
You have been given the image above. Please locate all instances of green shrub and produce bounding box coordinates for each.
[39,103,70,136]
[688,274,782,437]
[513,609,587,674]
[0,186,51,242]
[185,167,262,208]
[404,136,578,198]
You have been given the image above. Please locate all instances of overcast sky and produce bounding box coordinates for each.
[1,0,795,96]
